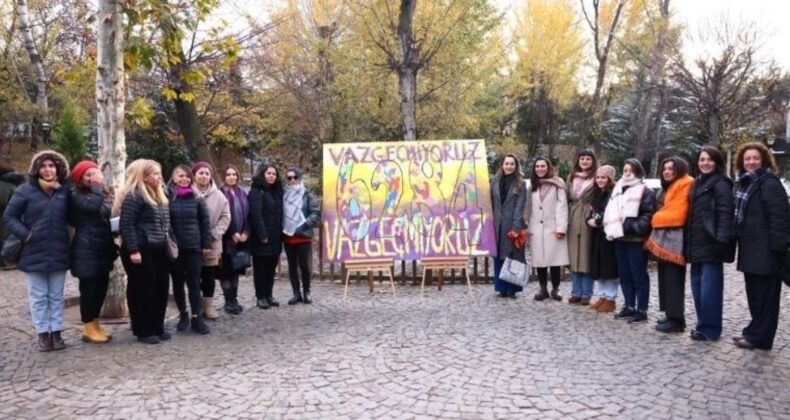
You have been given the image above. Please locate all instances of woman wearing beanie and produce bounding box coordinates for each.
[167,165,212,334]
[732,142,790,350]
[248,164,284,309]
[3,151,71,351]
[283,167,320,305]
[526,157,569,301]
[114,159,171,344]
[218,164,250,314]
[685,146,735,342]
[603,159,656,324]
[587,165,619,313]
[490,154,527,298]
[68,160,117,343]
[645,157,693,334]
[567,150,598,305]
[192,161,230,319]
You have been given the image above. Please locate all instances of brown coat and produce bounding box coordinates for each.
[567,184,594,273]
[196,182,231,266]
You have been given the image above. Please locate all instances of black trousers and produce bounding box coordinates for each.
[657,262,686,322]
[285,243,311,295]
[252,255,279,299]
[200,266,217,297]
[79,273,110,323]
[171,251,203,316]
[743,273,782,349]
[537,266,562,289]
[122,245,169,337]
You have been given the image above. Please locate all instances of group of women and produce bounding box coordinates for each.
[3,152,320,350]
[491,142,790,350]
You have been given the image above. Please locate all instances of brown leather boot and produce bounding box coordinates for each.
[590,299,605,310]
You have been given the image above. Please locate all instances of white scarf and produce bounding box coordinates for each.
[283,182,307,236]
[603,177,645,240]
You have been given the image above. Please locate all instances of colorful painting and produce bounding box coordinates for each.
[322,139,496,262]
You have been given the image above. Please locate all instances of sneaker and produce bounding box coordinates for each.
[628,311,648,324]
[190,316,210,335]
[176,312,189,332]
[656,316,670,325]
[614,307,636,320]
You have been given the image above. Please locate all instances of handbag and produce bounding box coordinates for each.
[500,256,530,287]
[166,232,179,262]
[2,193,56,264]
[230,248,251,271]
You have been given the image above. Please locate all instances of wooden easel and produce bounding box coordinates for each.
[420,256,473,297]
[342,258,396,301]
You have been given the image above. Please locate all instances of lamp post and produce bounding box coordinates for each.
[41,122,51,144]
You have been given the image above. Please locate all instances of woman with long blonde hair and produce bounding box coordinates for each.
[115,159,172,344]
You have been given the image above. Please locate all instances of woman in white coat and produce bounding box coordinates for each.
[526,157,569,301]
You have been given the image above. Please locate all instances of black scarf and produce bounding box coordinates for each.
[500,173,515,205]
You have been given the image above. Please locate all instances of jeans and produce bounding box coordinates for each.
[570,272,594,299]
[24,271,67,333]
[614,241,650,312]
[493,258,523,295]
[595,279,620,299]
[690,262,723,339]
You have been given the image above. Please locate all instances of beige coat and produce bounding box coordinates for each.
[525,179,570,268]
[567,185,594,273]
[196,182,231,266]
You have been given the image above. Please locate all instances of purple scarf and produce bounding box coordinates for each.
[176,185,193,198]
[222,185,249,240]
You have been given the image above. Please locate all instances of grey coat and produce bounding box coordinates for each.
[491,175,526,262]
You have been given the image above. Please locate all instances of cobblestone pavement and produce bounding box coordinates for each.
[2,264,790,419]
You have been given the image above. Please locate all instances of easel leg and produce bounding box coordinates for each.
[421,267,427,298]
[464,269,473,298]
[389,268,396,296]
[344,270,351,302]
[367,271,374,293]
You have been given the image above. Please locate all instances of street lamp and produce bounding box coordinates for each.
[41,122,51,144]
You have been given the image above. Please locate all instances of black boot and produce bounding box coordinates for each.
[534,287,549,301]
[37,332,52,352]
[176,311,190,331]
[190,316,210,334]
[51,331,66,351]
[231,287,243,314]
[267,296,280,307]
[550,288,563,302]
[303,289,312,304]
[223,288,236,314]
[288,289,303,305]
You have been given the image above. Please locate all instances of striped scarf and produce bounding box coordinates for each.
[735,167,770,228]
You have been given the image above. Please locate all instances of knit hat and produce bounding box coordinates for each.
[71,160,99,185]
[597,165,616,182]
[191,161,213,176]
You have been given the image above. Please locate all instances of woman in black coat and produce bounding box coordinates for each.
[3,151,71,351]
[248,164,284,309]
[732,142,790,350]
[68,160,117,344]
[586,165,619,313]
[685,147,735,342]
[115,159,171,345]
[167,165,212,335]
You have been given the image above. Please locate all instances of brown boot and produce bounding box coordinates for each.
[82,320,109,343]
[95,320,113,340]
[590,299,605,310]
[598,299,616,313]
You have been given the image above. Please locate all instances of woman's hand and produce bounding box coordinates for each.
[587,219,597,228]
[130,252,142,264]
[554,231,566,240]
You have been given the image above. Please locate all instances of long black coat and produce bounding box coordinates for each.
[69,185,116,278]
[588,189,618,279]
[736,174,790,276]
[167,187,212,253]
[248,177,283,257]
[685,173,736,264]
[119,192,170,254]
[3,179,70,272]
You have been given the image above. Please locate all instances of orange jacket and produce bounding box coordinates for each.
[651,175,694,228]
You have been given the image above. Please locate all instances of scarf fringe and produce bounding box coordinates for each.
[644,238,686,266]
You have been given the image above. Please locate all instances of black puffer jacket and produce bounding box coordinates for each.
[120,192,170,254]
[736,174,790,276]
[3,179,70,272]
[248,177,283,257]
[620,184,657,240]
[69,185,117,278]
[686,173,736,263]
[167,186,211,252]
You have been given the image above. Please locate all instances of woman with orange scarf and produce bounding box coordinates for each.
[644,157,693,333]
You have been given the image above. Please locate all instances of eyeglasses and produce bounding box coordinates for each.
[287,176,298,180]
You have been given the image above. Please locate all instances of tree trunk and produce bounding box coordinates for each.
[16,0,48,146]
[96,0,128,318]
[397,0,418,141]
[170,56,216,165]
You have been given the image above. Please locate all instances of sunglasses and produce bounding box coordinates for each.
[287,175,299,180]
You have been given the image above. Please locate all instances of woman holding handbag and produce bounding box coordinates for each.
[68,160,117,344]
[167,165,212,335]
[3,151,71,351]
[526,157,569,301]
[114,159,171,344]
[490,154,527,298]
[644,157,693,333]
[218,164,250,314]
[686,146,735,342]
[283,167,321,305]
[192,161,231,320]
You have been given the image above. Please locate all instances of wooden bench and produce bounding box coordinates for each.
[342,258,396,301]
[420,256,473,298]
